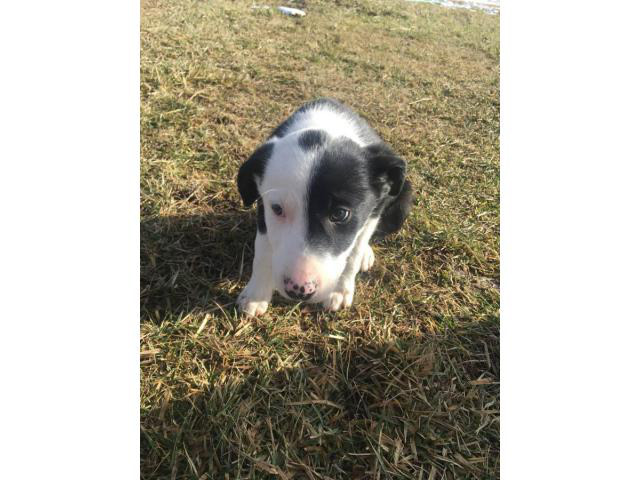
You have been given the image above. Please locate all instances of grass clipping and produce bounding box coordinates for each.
[141,0,499,478]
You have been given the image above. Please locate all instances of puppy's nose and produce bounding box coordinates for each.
[284,276,317,300]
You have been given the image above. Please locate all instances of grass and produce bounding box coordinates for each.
[140,0,499,478]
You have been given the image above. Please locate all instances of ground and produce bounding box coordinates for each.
[141,0,499,478]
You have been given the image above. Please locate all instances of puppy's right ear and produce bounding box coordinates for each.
[365,143,406,197]
[237,143,273,207]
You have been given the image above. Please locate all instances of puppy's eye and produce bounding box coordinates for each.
[329,207,350,223]
[271,204,284,216]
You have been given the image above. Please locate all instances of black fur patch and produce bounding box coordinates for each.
[305,138,412,254]
[373,179,413,238]
[306,139,377,256]
[298,129,328,150]
[256,199,267,234]
[237,142,273,207]
[365,143,406,197]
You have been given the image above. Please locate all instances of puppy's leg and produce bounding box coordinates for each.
[324,218,378,311]
[323,248,361,311]
[237,232,273,317]
[360,244,375,272]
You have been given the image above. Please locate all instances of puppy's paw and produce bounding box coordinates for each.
[236,284,272,317]
[323,282,355,312]
[238,299,269,317]
[360,244,375,272]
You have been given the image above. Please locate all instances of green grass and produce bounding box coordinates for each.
[141,0,499,478]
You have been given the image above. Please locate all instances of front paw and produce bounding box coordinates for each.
[323,282,355,312]
[236,283,272,317]
[360,244,375,272]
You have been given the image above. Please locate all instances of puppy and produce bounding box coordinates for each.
[236,98,412,316]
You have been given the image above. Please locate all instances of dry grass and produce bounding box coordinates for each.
[141,0,499,478]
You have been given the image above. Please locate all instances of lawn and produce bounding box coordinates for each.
[141,0,499,478]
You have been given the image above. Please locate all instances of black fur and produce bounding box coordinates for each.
[256,199,267,234]
[305,138,411,255]
[237,142,273,207]
[373,179,413,238]
[365,143,407,197]
[306,138,377,256]
[364,143,413,238]
[298,129,328,150]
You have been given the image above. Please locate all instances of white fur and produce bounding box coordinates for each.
[236,232,273,316]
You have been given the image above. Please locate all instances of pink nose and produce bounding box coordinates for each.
[283,276,318,300]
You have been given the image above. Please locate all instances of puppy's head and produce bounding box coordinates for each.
[238,130,406,303]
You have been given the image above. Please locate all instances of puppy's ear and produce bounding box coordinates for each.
[237,143,273,207]
[374,179,414,238]
[365,143,406,197]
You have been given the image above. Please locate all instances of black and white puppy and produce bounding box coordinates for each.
[236,98,412,316]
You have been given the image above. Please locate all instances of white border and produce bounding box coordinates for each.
[0,1,139,478]
[502,0,640,478]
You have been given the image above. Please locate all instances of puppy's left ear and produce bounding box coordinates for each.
[237,143,274,207]
[365,143,406,197]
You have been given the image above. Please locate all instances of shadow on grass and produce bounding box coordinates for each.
[141,210,500,478]
[140,322,499,479]
[140,208,500,477]
[141,208,257,321]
